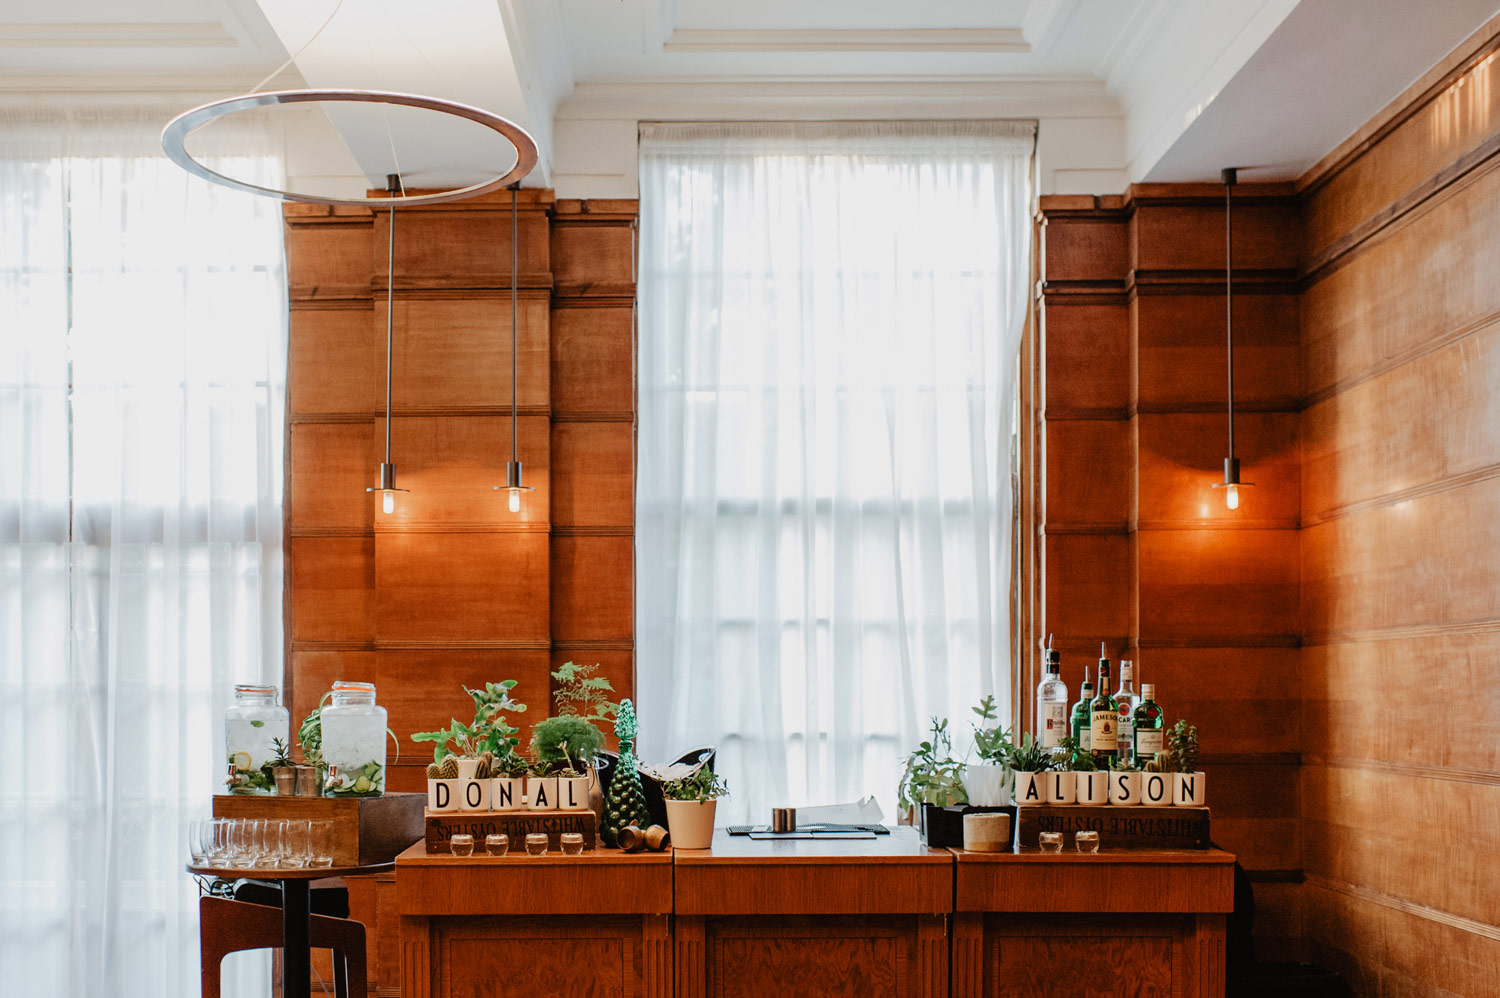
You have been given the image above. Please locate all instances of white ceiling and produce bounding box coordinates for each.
[2,0,1497,190]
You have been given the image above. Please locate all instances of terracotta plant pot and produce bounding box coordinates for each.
[1141,771,1172,806]
[490,776,524,811]
[1076,771,1110,805]
[1173,772,1206,807]
[664,798,717,849]
[294,765,322,797]
[1109,771,1143,806]
[1013,771,1044,805]
[272,766,297,796]
[526,775,558,810]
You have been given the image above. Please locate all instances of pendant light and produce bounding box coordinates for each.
[368,173,409,516]
[1211,167,1252,510]
[495,184,533,514]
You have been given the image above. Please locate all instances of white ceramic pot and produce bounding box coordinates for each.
[427,778,460,812]
[1173,772,1206,807]
[558,775,591,810]
[1141,771,1172,806]
[458,778,490,811]
[490,776,524,811]
[455,757,481,780]
[962,763,1014,807]
[1044,770,1076,805]
[526,775,558,810]
[1076,771,1110,805]
[665,798,718,849]
[1109,771,1143,806]
[1014,771,1044,805]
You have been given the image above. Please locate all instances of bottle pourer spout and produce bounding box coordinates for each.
[1100,641,1106,658]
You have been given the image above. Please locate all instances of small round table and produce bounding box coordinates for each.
[186,861,394,998]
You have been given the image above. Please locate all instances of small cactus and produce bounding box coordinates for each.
[473,752,494,780]
[435,755,459,780]
[1143,752,1170,773]
[426,761,445,780]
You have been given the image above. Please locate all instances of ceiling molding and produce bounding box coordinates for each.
[661,28,1031,54]
[0,23,239,48]
[1096,0,1173,88]
[0,69,305,96]
[1020,0,1081,57]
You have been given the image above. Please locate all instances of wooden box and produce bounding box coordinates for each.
[1015,805,1210,850]
[424,809,598,853]
[212,793,425,866]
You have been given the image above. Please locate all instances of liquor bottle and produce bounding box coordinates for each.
[1070,666,1093,751]
[1035,637,1069,749]
[1134,684,1165,760]
[1089,643,1119,766]
[1114,660,1139,765]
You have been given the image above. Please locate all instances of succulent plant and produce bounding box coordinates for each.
[473,751,494,780]
[498,751,529,777]
[426,761,445,780]
[1006,733,1051,773]
[1054,735,1096,772]
[1167,720,1199,774]
[268,737,294,769]
[434,755,459,780]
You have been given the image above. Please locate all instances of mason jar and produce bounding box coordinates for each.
[319,681,387,797]
[224,684,289,795]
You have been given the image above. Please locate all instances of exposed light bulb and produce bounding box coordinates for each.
[508,488,521,513]
[382,490,395,515]
[1224,483,1239,510]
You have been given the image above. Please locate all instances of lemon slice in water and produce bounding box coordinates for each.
[231,751,253,770]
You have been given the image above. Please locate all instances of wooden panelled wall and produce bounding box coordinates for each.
[1038,14,1500,991]
[283,190,638,795]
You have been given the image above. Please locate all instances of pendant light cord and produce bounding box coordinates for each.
[386,178,397,466]
[1224,171,1236,462]
[511,183,519,466]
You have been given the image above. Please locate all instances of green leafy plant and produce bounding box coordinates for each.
[898,717,968,810]
[497,752,529,778]
[297,698,327,769]
[969,695,1014,764]
[1006,733,1051,773]
[1111,755,1142,773]
[661,764,728,802]
[531,715,606,773]
[1055,735,1096,772]
[411,680,529,762]
[551,661,620,731]
[268,738,294,769]
[1166,720,1199,774]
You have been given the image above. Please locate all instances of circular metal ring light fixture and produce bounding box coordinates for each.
[162,89,538,206]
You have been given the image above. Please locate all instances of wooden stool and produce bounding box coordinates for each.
[198,895,366,998]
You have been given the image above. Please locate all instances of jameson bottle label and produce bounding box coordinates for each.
[1137,729,1164,756]
[1090,710,1118,752]
[1043,703,1067,748]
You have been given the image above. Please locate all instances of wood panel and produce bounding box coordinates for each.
[1135,529,1299,646]
[288,305,375,414]
[382,296,551,412]
[288,536,375,643]
[1133,294,1300,411]
[1040,303,1130,415]
[375,531,550,643]
[551,535,634,643]
[1135,412,1300,526]
[1043,418,1130,527]
[374,192,553,286]
[384,414,550,528]
[703,918,925,998]
[551,305,635,415]
[1129,195,1298,274]
[552,421,635,527]
[289,422,376,530]
[284,206,374,299]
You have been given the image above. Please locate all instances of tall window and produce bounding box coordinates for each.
[637,121,1033,822]
[0,109,286,996]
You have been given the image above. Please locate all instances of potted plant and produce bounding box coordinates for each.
[1109,756,1143,806]
[296,702,326,796]
[1045,738,1079,804]
[531,715,605,811]
[269,738,297,796]
[527,760,559,810]
[1063,738,1109,805]
[1166,720,1204,806]
[491,751,528,810]
[1141,752,1173,806]
[426,755,460,811]
[962,695,1014,806]
[412,680,529,778]
[1008,734,1049,805]
[661,764,728,849]
[897,717,968,820]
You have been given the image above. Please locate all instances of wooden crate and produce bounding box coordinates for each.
[212,793,425,866]
[1015,805,1210,850]
[424,809,598,853]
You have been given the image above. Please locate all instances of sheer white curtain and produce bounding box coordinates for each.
[637,121,1033,823]
[0,108,286,996]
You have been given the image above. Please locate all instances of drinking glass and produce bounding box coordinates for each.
[226,819,254,868]
[524,833,548,856]
[450,833,475,858]
[485,834,509,856]
[1075,830,1100,854]
[247,819,271,869]
[263,820,289,869]
[187,818,208,865]
[308,820,335,868]
[283,820,312,869]
[560,833,584,856]
[205,818,232,864]
[1038,831,1063,854]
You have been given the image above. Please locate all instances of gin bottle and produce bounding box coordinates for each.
[1070,666,1094,751]
[1035,640,1069,749]
[1134,684,1165,760]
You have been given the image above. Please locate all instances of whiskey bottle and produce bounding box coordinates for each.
[1114,660,1139,765]
[1089,643,1119,766]
[1134,683,1165,760]
[1070,666,1094,751]
[1035,638,1069,749]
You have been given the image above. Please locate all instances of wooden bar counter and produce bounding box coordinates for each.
[673,827,952,998]
[952,847,1236,997]
[394,842,674,997]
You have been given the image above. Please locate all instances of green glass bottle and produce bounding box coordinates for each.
[1133,684,1165,761]
[1069,665,1094,751]
[1089,643,1119,767]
